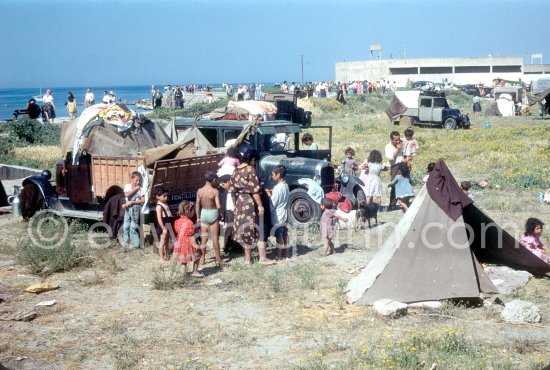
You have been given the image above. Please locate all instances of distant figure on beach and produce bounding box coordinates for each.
[66,91,77,119]
[256,83,262,100]
[174,85,185,108]
[150,85,155,106]
[154,89,162,109]
[108,91,116,104]
[163,85,172,108]
[102,90,110,104]
[42,89,55,122]
[26,98,42,119]
[84,88,95,107]
[249,83,256,100]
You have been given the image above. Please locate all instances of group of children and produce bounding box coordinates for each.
[338,128,419,213]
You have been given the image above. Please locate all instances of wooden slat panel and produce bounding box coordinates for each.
[151,153,223,204]
[91,156,145,197]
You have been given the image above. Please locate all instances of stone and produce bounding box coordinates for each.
[485,266,531,294]
[500,300,541,324]
[372,299,408,318]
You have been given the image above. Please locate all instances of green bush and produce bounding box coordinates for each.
[17,216,91,274]
[4,118,61,145]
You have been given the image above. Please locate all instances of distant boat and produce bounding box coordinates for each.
[33,87,43,102]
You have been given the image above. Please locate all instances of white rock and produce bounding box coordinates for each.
[36,300,56,307]
[372,299,408,317]
[501,300,541,324]
[485,266,531,295]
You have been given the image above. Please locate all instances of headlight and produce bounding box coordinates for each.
[341,173,349,184]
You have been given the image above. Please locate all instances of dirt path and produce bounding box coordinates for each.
[1,204,549,369]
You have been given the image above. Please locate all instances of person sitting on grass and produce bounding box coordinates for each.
[173,200,203,277]
[460,181,474,201]
[520,218,548,263]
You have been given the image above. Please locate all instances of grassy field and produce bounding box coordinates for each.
[0,92,549,369]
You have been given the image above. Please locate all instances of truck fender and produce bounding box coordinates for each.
[340,176,364,203]
[22,175,56,208]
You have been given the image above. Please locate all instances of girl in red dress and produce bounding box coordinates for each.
[173,200,203,277]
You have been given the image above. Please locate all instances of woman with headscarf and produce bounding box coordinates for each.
[66,91,77,119]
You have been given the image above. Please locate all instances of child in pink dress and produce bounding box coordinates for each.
[320,198,348,256]
[173,200,203,277]
[520,218,548,263]
[217,147,240,177]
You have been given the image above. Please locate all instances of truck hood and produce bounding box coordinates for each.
[258,154,332,183]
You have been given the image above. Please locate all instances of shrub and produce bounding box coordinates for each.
[17,216,91,274]
[4,118,61,145]
[151,261,195,290]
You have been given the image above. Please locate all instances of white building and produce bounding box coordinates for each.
[335,56,550,87]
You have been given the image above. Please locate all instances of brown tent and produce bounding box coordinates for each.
[346,159,549,305]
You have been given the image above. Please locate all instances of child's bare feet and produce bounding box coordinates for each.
[259,259,276,265]
[191,271,204,278]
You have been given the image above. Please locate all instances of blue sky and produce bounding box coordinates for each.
[1,0,549,88]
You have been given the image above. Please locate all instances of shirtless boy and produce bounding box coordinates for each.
[196,170,223,266]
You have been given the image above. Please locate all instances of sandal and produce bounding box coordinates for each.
[259,259,276,266]
[191,272,205,278]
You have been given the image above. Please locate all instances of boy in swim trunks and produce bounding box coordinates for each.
[196,170,223,266]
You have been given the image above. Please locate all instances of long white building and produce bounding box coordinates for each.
[335,56,550,87]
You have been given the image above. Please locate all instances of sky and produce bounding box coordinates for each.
[1,0,549,88]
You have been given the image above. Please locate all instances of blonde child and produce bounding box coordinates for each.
[121,171,144,249]
[217,147,240,177]
[155,187,174,263]
[173,200,203,277]
[339,147,359,177]
[320,198,348,256]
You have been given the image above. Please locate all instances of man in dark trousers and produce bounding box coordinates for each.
[384,131,405,211]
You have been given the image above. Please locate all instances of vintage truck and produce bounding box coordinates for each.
[386,91,470,129]
[171,117,366,228]
[18,104,223,222]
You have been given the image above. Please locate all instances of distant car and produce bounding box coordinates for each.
[386,91,470,129]
[411,81,432,90]
[460,84,492,97]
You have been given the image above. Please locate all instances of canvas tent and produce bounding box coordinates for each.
[346,159,550,305]
[385,91,420,121]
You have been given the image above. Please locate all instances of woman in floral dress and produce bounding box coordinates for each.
[229,149,275,265]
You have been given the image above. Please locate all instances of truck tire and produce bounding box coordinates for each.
[287,188,321,229]
[444,117,457,129]
[399,116,413,128]
[19,183,44,219]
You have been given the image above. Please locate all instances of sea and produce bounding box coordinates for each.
[0,83,273,120]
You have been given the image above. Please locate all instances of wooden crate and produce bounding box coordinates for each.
[91,156,145,198]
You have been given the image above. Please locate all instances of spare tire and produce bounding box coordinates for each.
[287,188,321,228]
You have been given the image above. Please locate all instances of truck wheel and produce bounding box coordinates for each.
[19,183,44,219]
[444,117,457,129]
[287,188,321,229]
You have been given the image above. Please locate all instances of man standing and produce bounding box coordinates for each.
[42,89,55,123]
[385,131,405,211]
[84,88,95,107]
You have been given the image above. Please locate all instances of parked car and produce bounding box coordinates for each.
[386,91,470,129]
[173,118,366,228]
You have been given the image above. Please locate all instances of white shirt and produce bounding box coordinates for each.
[385,141,404,166]
[123,183,143,202]
[43,94,54,105]
[85,92,95,103]
[270,182,289,224]
[102,95,110,104]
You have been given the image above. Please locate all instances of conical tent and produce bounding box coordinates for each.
[346,159,550,305]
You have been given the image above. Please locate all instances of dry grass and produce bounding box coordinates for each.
[13,145,61,165]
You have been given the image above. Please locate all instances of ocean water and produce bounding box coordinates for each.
[0,83,273,120]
